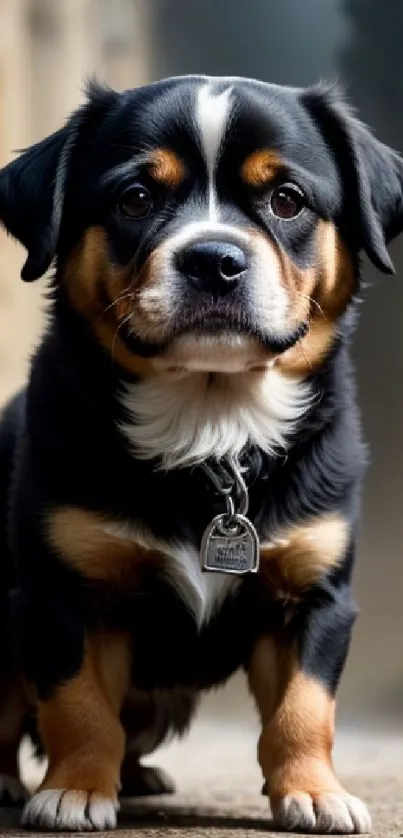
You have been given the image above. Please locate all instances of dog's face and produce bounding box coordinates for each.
[68,78,349,377]
[1,76,403,378]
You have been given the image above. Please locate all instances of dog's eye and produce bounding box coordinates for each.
[270,183,305,220]
[118,184,153,219]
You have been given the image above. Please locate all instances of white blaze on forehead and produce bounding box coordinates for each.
[196,83,232,221]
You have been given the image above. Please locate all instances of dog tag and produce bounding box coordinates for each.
[200,513,260,575]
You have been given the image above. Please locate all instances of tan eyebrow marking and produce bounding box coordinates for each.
[241,149,283,188]
[148,148,186,189]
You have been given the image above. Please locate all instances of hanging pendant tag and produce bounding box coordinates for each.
[200,513,260,575]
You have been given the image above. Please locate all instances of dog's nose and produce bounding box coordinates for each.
[177,241,248,293]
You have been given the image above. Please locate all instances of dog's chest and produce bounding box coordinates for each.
[88,521,263,690]
[118,369,311,470]
[102,520,241,628]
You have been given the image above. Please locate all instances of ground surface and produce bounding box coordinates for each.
[0,682,401,838]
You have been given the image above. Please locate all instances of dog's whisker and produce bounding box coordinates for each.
[83,291,134,339]
[111,312,133,365]
[296,290,328,321]
[101,291,133,318]
[297,338,314,373]
[296,291,343,339]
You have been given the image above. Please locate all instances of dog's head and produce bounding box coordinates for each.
[1,76,403,377]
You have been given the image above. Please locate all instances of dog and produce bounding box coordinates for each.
[0,74,402,833]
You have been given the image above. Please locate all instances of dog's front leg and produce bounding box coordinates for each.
[22,631,130,831]
[248,588,371,834]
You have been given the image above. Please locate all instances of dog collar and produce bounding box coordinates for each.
[199,456,260,576]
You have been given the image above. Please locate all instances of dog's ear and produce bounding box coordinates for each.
[0,128,69,281]
[301,83,403,274]
[0,80,118,282]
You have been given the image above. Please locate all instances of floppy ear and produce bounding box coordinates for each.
[0,80,118,282]
[0,127,70,282]
[301,84,403,274]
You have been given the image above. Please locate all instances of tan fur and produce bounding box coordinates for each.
[247,635,282,726]
[47,506,164,583]
[62,226,154,377]
[148,148,185,189]
[247,221,354,377]
[277,247,316,320]
[241,149,283,187]
[129,244,176,344]
[274,243,318,327]
[280,318,336,376]
[37,632,130,796]
[279,222,356,375]
[317,222,356,317]
[97,634,132,716]
[248,638,343,806]
[260,513,349,598]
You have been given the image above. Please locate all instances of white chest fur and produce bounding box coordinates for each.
[162,541,241,627]
[116,367,310,623]
[118,368,311,471]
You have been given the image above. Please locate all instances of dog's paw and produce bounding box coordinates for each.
[272,791,371,834]
[21,789,118,831]
[120,764,175,797]
[0,774,28,806]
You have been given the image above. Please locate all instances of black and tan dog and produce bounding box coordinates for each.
[0,75,402,832]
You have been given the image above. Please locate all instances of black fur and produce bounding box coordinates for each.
[0,76,402,784]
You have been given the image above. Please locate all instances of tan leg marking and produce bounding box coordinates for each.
[22,632,131,830]
[38,632,130,793]
[248,637,371,833]
[250,640,338,795]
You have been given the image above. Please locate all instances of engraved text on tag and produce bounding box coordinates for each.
[200,513,260,575]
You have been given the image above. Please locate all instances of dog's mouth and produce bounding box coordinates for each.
[118,308,308,374]
[165,309,308,353]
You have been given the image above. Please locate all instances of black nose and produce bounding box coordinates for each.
[176,240,248,293]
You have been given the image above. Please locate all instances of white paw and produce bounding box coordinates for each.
[0,774,28,806]
[273,791,372,834]
[21,789,118,831]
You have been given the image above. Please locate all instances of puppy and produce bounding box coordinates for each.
[0,75,402,833]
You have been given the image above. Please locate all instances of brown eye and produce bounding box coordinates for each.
[270,183,305,220]
[118,183,153,219]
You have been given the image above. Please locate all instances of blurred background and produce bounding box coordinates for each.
[0,0,401,729]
